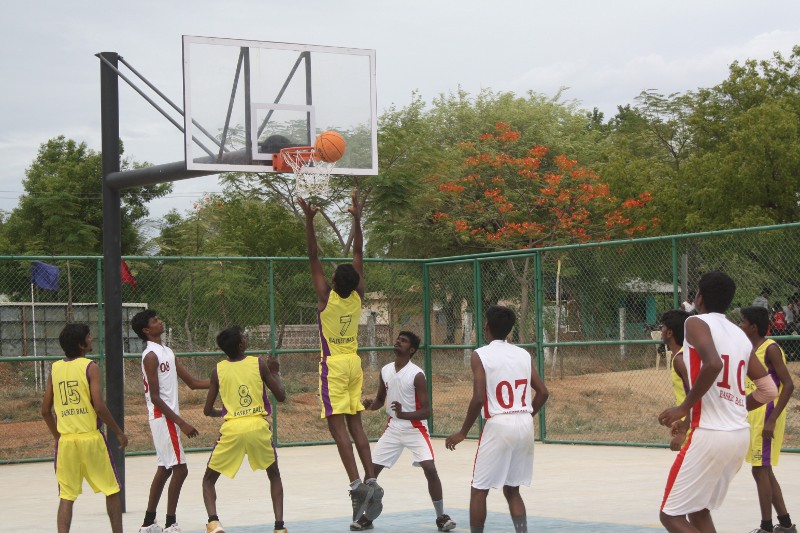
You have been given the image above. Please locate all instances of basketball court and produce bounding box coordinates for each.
[5,440,797,532]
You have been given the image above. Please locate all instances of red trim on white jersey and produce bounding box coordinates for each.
[165,418,182,463]
[661,429,694,511]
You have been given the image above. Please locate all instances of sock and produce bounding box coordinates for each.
[165,514,176,528]
[365,477,377,485]
[350,479,362,490]
[470,527,484,533]
[142,511,156,527]
[778,514,793,528]
[433,500,444,517]
[761,520,774,532]
[208,515,219,524]
[274,520,285,530]
[512,514,528,533]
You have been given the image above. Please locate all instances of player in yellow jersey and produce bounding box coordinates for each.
[40,323,128,533]
[202,326,286,533]
[739,306,797,533]
[660,309,691,451]
[298,192,384,529]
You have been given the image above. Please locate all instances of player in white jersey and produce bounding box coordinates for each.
[658,271,778,533]
[446,306,549,533]
[132,309,210,533]
[355,331,456,532]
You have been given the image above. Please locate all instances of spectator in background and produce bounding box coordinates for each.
[681,290,696,314]
[772,303,788,338]
[753,287,771,310]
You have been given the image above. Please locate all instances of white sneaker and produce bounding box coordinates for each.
[139,524,163,533]
[163,525,182,533]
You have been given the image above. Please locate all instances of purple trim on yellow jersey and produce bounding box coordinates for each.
[261,384,272,416]
[762,401,775,465]
[318,306,334,417]
[100,430,121,485]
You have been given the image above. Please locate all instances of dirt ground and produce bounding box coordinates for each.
[3,361,799,462]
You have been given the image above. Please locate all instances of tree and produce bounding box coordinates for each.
[1,136,171,255]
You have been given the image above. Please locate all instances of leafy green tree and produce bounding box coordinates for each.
[1,136,170,255]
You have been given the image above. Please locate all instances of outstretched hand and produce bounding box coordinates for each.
[297,196,320,219]
[347,190,360,221]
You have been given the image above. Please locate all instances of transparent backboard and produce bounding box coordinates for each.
[182,36,378,174]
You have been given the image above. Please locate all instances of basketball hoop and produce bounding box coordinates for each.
[274,146,337,199]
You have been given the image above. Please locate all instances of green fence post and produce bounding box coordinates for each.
[534,251,546,441]
[473,259,484,435]
[268,258,278,444]
[97,257,105,389]
[672,237,680,309]
[422,263,433,432]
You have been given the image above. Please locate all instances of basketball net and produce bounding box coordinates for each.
[279,147,337,199]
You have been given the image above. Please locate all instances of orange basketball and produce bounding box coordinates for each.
[314,131,346,163]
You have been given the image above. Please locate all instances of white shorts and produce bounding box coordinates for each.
[149,417,185,468]
[372,423,434,468]
[661,427,749,516]
[472,414,534,490]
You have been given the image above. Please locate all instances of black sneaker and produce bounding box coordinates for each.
[349,515,374,531]
[436,514,456,531]
[364,480,384,521]
[349,483,374,522]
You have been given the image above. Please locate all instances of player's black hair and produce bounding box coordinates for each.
[398,330,421,355]
[333,264,360,298]
[486,305,516,340]
[59,323,90,358]
[740,306,770,337]
[131,309,158,341]
[661,309,690,346]
[687,289,696,299]
[697,271,736,313]
[217,325,244,358]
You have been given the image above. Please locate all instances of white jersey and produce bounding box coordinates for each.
[682,313,752,431]
[382,361,427,430]
[476,340,533,418]
[141,340,180,420]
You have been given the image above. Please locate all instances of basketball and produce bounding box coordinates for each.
[314,131,346,163]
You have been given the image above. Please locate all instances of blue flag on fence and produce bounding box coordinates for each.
[30,261,60,291]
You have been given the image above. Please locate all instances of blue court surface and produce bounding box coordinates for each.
[187,510,662,532]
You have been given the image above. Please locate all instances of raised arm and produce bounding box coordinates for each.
[144,352,198,437]
[40,374,59,440]
[446,351,486,450]
[297,196,331,305]
[347,191,365,299]
[362,372,387,411]
[760,344,794,438]
[659,317,722,427]
[203,367,223,417]
[88,362,128,449]
[176,358,211,390]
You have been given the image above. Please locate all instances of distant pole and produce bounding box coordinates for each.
[99,51,126,511]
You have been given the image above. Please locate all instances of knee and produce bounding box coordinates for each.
[267,464,281,481]
[659,511,671,527]
[502,486,520,499]
[172,464,188,479]
[421,464,439,480]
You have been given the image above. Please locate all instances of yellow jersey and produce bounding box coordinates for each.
[745,339,785,396]
[51,357,99,435]
[670,349,687,406]
[318,289,361,358]
[218,356,270,421]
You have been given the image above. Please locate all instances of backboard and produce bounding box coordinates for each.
[182,35,378,174]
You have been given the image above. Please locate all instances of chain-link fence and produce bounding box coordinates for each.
[2,223,800,463]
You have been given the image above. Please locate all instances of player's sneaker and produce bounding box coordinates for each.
[140,523,163,533]
[274,529,288,533]
[349,515,374,531]
[349,482,374,522]
[364,479,383,521]
[163,525,182,533]
[775,526,798,533]
[206,521,225,533]
[749,529,770,533]
[436,514,457,531]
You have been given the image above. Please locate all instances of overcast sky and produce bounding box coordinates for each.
[1,1,798,221]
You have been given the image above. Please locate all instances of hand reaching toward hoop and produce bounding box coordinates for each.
[347,191,360,221]
[297,196,320,220]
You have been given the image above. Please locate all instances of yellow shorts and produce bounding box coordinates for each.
[746,405,786,466]
[208,417,276,478]
[319,352,364,418]
[55,430,120,501]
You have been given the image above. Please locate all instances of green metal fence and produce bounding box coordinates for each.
[2,223,799,463]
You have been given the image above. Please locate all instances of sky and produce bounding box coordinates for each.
[1,0,799,222]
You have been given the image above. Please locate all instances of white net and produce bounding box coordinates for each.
[281,147,337,199]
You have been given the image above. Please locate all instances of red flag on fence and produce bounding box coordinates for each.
[121,260,138,289]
